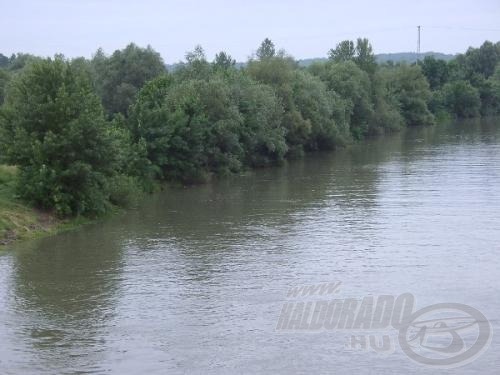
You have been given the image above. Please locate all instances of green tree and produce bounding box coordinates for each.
[354,38,377,74]
[328,40,355,62]
[130,75,245,182]
[247,54,310,153]
[256,38,276,60]
[0,57,118,216]
[213,51,236,73]
[0,53,9,68]
[248,49,344,153]
[381,64,434,126]
[0,69,10,104]
[175,45,212,80]
[311,61,374,139]
[441,80,481,118]
[370,71,405,133]
[328,38,376,74]
[91,43,166,116]
[226,72,287,166]
[421,56,449,90]
[489,63,500,115]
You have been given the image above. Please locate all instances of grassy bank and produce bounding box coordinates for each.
[0,165,93,248]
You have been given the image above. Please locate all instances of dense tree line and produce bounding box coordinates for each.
[420,41,500,118]
[0,39,499,217]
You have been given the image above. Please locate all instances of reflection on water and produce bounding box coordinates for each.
[0,118,499,374]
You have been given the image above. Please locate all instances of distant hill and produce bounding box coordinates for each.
[375,52,455,63]
[166,52,456,71]
[297,52,455,67]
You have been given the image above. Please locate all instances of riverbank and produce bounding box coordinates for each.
[0,165,96,248]
[0,116,486,249]
[0,123,438,248]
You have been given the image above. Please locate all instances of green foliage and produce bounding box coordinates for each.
[328,38,376,74]
[3,53,40,71]
[354,38,377,75]
[370,71,405,133]
[0,69,9,105]
[420,41,500,118]
[226,72,287,166]
[421,56,449,90]
[0,57,119,216]
[490,64,500,114]
[1,37,497,223]
[256,38,276,60]
[291,70,344,149]
[381,64,435,126]
[91,43,166,116]
[108,174,142,208]
[248,52,344,153]
[130,75,244,182]
[0,54,8,68]
[311,61,374,139]
[328,40,355,62]
[441,80,481,118]
[213,51,236,73]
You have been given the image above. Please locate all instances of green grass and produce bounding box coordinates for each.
[0,165,62,247]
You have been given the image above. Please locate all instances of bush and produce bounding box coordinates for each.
[108,174,142,208]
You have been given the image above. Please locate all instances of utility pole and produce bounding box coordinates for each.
[417,25,421,62]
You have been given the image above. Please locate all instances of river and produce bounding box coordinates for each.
[1,118,499,374]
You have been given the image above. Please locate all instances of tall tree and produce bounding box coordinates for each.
[256,38,276,60]
[328,40,355,62]
[0,57,118,216]
[354,38,376,74]
[91,43,166,116]
[213,51,236,72]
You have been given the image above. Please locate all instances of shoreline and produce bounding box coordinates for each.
[0,117,464,250]
[0,163,123,249]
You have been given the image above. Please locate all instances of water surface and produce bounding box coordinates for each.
[1,118,499,374]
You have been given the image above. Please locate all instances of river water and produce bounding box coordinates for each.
[0,118,499,374]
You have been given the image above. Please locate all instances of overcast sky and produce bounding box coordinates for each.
[1,0,499,63]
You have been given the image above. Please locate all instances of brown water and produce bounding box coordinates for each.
[0,118,499,374]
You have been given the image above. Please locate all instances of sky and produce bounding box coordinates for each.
[1,0,500,63]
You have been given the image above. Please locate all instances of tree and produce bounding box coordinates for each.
[0,69,9,104]
[489,63,500,115]
[312,61,374,139]
[381,64,434,126]
[0,53,8,68]
[328,40,355,62]
[226,72,287,166]
[370,70,405,133]
[248,47,347,152]
[421,56,449,90]
[292,70,345,149]
[91,43,166,116]
[0,57,118,216]
[464,41,500,79]
[175,45,212,80]
[130,75,245,182]
[354,38,377,74]
[256,38,276,60]
[213,51,236,72]
[441,80,481,118]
